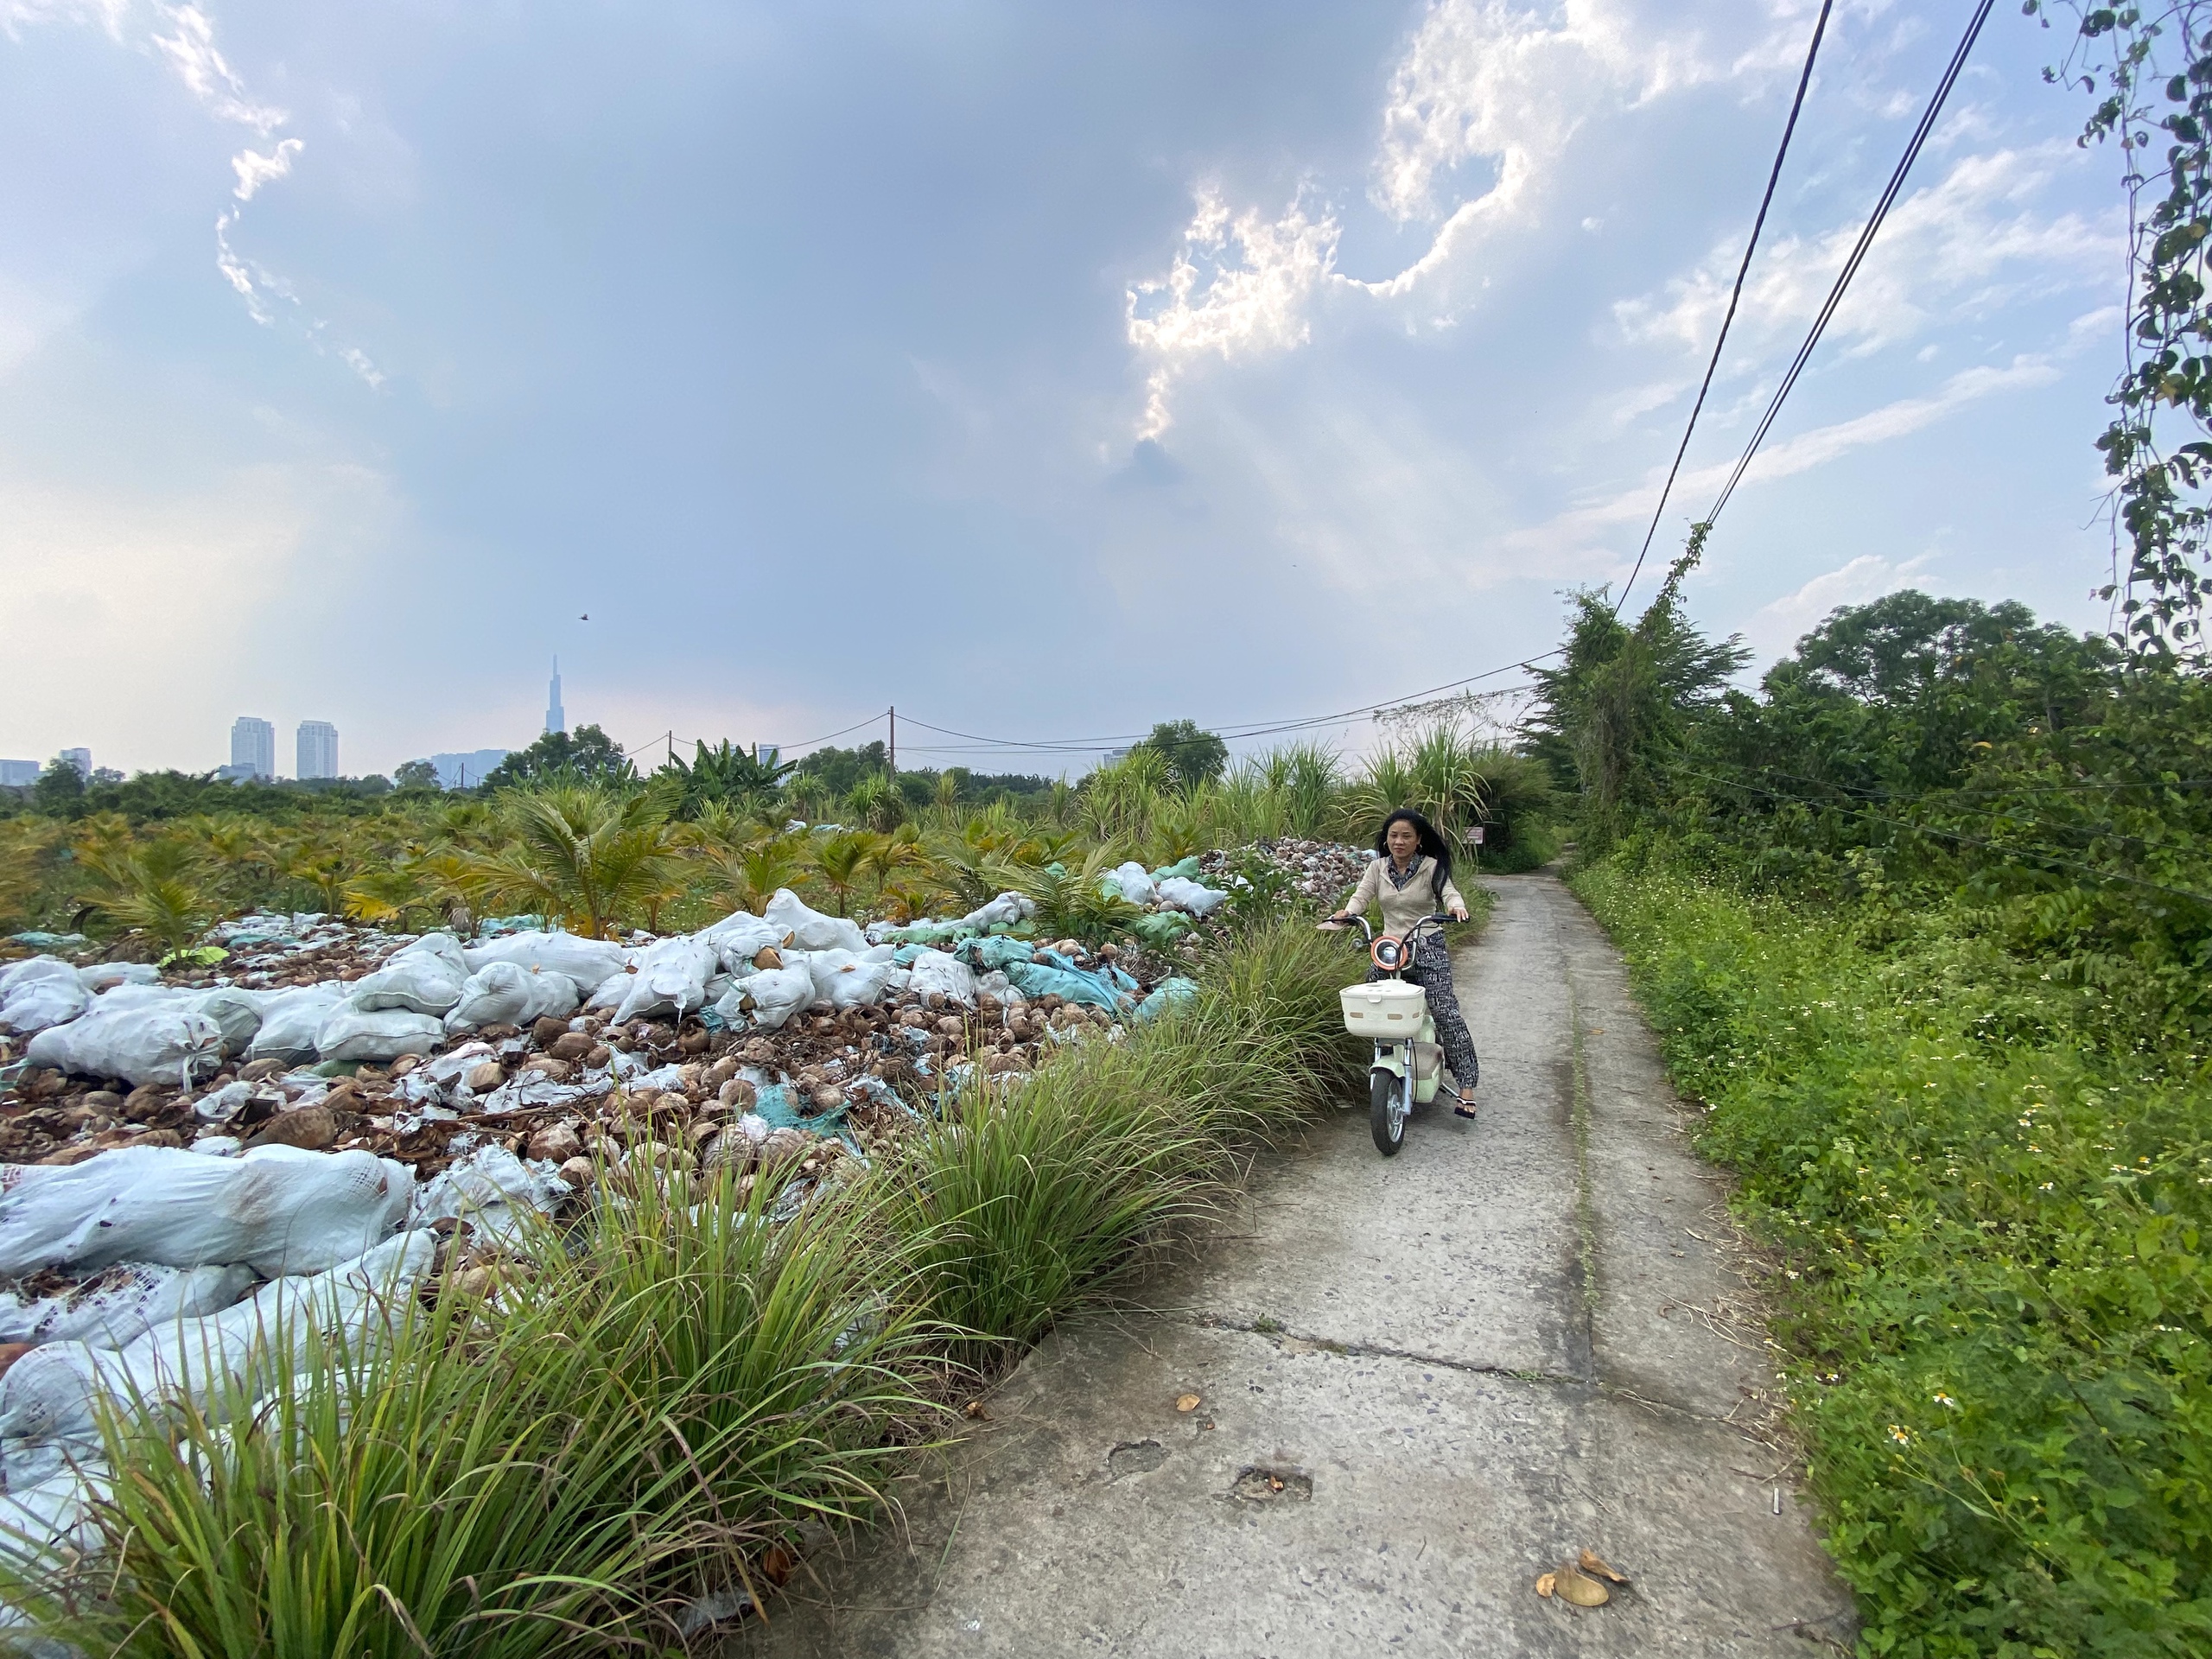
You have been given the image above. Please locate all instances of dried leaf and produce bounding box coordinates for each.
[760,1543,795,1587]
[1535,1573,1557,1599]
[1175,1393,1202,1413]
[1554,1564,1610,1607]
[963,1399,990,1420]
[1578,1548,1628,1584]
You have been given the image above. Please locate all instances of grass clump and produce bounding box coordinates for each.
[1573,854,2212,1659]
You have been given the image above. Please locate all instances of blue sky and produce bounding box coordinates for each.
[1,1,2126,778]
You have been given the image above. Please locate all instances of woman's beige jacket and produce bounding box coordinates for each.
[1338,853,1465,937]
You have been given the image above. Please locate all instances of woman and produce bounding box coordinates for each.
[1325,808,1480,1119]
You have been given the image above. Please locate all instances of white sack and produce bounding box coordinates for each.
[346,933,467,1016]
[1155,876,1230,918]
[734,964,814,1030]
[0,1144,414,1280]
[195,987,266,1057]
[762,889,866,953]
[461,930,631,990]
[1104,861,1157,906]
[0,961,87,1036]
[23,1000,221,1087]
[0,1231,435,1448]
[245,986,345,1065]
[76,963,162,993]
[614,936,720,1024]
[959,892,1036,931]
[584,969,633,1013]
[315,1004,444,1064]
[0,1262,255,1349]
[699,909,789,967]
[442,960,581,1034]
[906,949,976,1006]
[801,949,898,1011]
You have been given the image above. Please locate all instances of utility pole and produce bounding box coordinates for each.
[888,705,896,774]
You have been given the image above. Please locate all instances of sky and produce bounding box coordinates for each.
[0,0,2129,779]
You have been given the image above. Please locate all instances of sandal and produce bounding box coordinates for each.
[1452,1090,1478,1121]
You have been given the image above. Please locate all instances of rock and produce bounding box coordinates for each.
[557,1154,595,1189]
[247,1103,338,1151]
[530,1122,584,1162]
[548,1031,594,1063]
[531,1016,569,1050]
[716,1077,757,1111]
[465,1059,506,1093]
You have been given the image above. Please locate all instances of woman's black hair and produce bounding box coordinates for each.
[1375,808,1452,900]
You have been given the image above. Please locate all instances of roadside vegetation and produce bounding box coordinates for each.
[0,721,1553,953]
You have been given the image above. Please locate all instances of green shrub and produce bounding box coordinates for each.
[1574,855,2212,1658]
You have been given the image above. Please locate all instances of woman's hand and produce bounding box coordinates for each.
[1318,912,1351,931]
[1446,900,1469,923]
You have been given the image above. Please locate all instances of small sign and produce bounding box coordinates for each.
[1465,826,1486,845]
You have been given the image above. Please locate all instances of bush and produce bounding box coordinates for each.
[1573,855,2212,1657]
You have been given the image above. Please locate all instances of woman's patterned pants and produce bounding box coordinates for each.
[1365,931,1479,1091]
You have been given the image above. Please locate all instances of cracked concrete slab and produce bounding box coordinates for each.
[743,874,1855,1657]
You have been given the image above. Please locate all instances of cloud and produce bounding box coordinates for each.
[1518,354,2061,552]
[231,136,302,200]
[338,346,384,389]
[1614,144,2118,365]
[1746,550,1936,663]
[149,1,285,131]
[1124,188,1340,440]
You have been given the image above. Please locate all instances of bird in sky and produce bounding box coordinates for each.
[580,613,589,621]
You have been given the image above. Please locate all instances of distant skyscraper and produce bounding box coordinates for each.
[0,760,39,787]
[59,747,91,779]
[545,658,566,736]
[429,749,511,790]
[230,717,276,781]
[296,721,339,780]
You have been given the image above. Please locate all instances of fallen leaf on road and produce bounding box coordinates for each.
[1578,1548,1628,1584]
[1175,1393,1202,1412]
[760,1543,795,1587]
[1535,1573,1557,1599]
[963,1400,990,1420]
[1554,1564,1610,1606]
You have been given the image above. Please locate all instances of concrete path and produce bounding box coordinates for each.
[747,874,1856,1656]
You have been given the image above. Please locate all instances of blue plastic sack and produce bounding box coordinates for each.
[1002,957,1132,1014]
[965,936,1035,973]
[1135,976,1200,1021]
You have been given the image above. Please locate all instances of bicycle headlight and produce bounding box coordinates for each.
[1371,938,1402,969]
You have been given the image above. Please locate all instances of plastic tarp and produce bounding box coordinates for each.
[963,936,1035,974]
[23,999,222,1087]
[245,985,346,1065]
[0,1262,256,1348]
[1135,976,1201,1022]
[906,948,976,1006]
[0,960,87,1036]
[0,1231,436,1449]
[443,960,581,1034]
[1102,861,1157,906]
[0,1144,414,1280]
[315,1004,444,1064]
[1155,876,1230,918]
[347,933,468,1016]
[408,1146,568,1245]
[958,893,1035,931]
[461,930,632,992]
[613,936,720,1024]
[1001,955,1135,1014]
[762,889,867,953]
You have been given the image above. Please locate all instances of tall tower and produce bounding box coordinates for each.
[296,721,339,780]
[230,718,276,781]
[545,658,566,736]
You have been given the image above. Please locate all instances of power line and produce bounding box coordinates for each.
[1700,0,1995,530]
[1614,0,1836,617]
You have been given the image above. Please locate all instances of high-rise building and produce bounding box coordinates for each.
[429,749,511,790]
[545,658,565,736]
[230,717,276,781]
[0,760,39,787]
[59,747,91,779]
[296,721,339,780]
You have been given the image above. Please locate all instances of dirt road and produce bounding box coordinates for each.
[749,873,1855,1656]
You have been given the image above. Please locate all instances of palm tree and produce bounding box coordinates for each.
[810,830,878,917]
[75,836,223,952]
[467,784,682,938]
